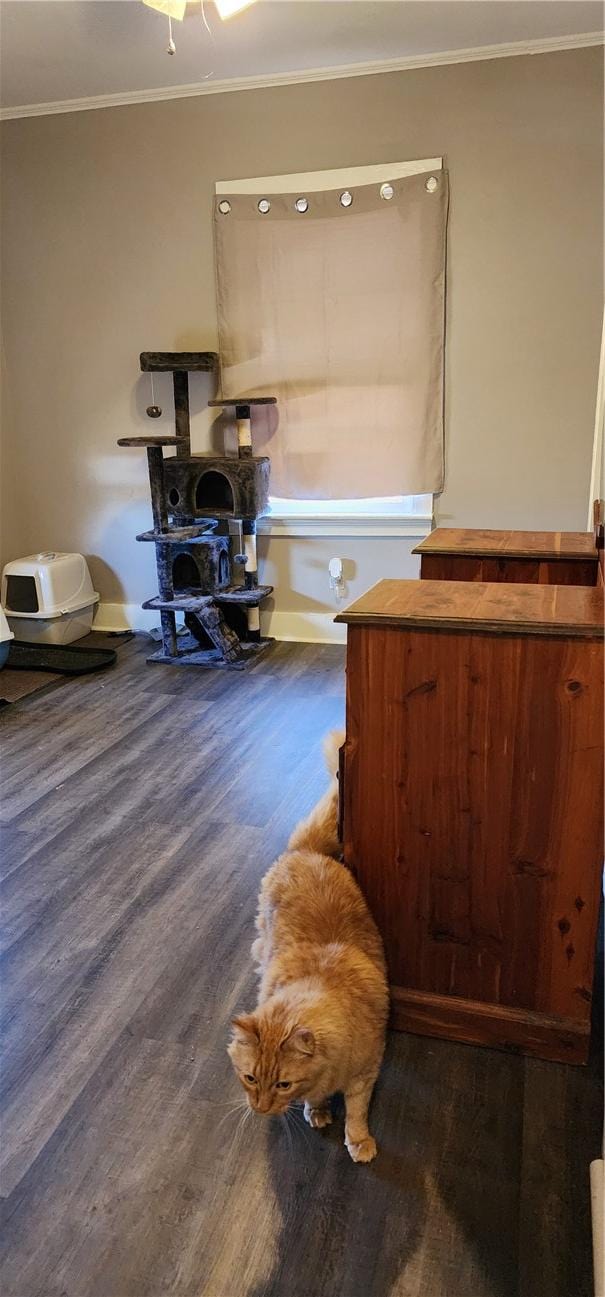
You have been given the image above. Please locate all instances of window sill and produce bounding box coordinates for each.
[257,514,434,538]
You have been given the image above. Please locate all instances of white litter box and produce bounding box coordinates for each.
[0,605,14,667]
[2,553,99,645]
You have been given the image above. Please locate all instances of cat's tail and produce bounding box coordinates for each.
[322,728,343,784]
[287,729,344,859]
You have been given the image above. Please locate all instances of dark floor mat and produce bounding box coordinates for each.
[7,640,117,676]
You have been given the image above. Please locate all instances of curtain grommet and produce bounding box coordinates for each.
[425,176,439,193]
[217,199,231,215]
[295,197,309,213]
[380,183,394,201]
[258,198,271,214]
[339,191,353,208]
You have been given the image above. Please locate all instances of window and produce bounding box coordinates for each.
[260,493,433,538]
[269,493,432,519]
[216,158,444,533]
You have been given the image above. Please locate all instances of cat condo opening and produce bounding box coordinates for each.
[195,470,235,515]
[173,553,200,591]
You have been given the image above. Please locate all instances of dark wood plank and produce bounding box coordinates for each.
[0,813,260,1196]
[519,1056,604,1294]
[343,622,603,1061]
[0,1018,525,1297]
[0,663,171,821]
[0,635,601,1297]
[335,578,604,637]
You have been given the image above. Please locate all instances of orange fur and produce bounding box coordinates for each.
[228,731,388,1163]
[286,728,343,858]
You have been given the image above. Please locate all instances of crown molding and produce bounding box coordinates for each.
[1,31,602,122]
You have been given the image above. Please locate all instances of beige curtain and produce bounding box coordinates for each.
[214,169,449,499]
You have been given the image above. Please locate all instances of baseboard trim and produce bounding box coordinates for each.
[591,1159,605,1297]
[93,602,159,633]
[261,609,346,644]
[390,986,590,1064]
[93,601,347,644]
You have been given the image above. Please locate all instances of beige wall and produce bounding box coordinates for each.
[1,48,602,632]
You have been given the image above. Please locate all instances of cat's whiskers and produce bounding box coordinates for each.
[209,1097,250,1107]
[214,1100,250,1133]
[286,1104,312,1149]
[227,1105,251,1157]
[281,1111,294,1161]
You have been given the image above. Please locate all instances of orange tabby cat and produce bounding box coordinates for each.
[228,732,388,1163]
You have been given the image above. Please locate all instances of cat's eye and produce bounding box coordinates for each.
[244,1074,256,1084]
[275,1081,291,1090]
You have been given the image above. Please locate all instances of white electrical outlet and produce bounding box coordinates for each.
[328,557,346,599]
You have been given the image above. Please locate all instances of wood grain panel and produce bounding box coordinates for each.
[335,578,603,637]
[343,622,604,1060]
[414,528,598,560]
[419,553,598,586]
[390,988,589,1063]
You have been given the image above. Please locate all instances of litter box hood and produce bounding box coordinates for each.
[0,605,14,669]
[1,552,99,619]
[1,553,99,646]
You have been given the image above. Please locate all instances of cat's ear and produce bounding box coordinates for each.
[282,1027,315,1056]
[231,1013,259,1042]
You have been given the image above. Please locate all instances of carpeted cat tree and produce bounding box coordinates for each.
[118,352,276,670]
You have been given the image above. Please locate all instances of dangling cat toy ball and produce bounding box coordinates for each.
[146,372,162,419]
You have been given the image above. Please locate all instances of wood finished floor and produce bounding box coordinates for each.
[0,636,602,1297]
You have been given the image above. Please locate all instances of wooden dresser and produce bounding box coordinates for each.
[413,528,599,586]
[336,579,604,1064]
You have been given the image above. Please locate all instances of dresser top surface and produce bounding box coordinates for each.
[335,579,604,637]
[413,528,598,560]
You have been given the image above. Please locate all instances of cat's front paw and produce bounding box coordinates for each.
[304,1102,332,1129]
[345,1135,377,1163]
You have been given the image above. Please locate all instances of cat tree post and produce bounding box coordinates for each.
[242,520,259,639]
[140,351,218,462]
[117,434,189,659]
[208,396,276,640]
[147,442,177,656]
[146,442,170,533]
[235,401,253,457]
[173,371,191,459]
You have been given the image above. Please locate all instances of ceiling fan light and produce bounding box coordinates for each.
[214,0,257,19]
[142,0,187,20]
